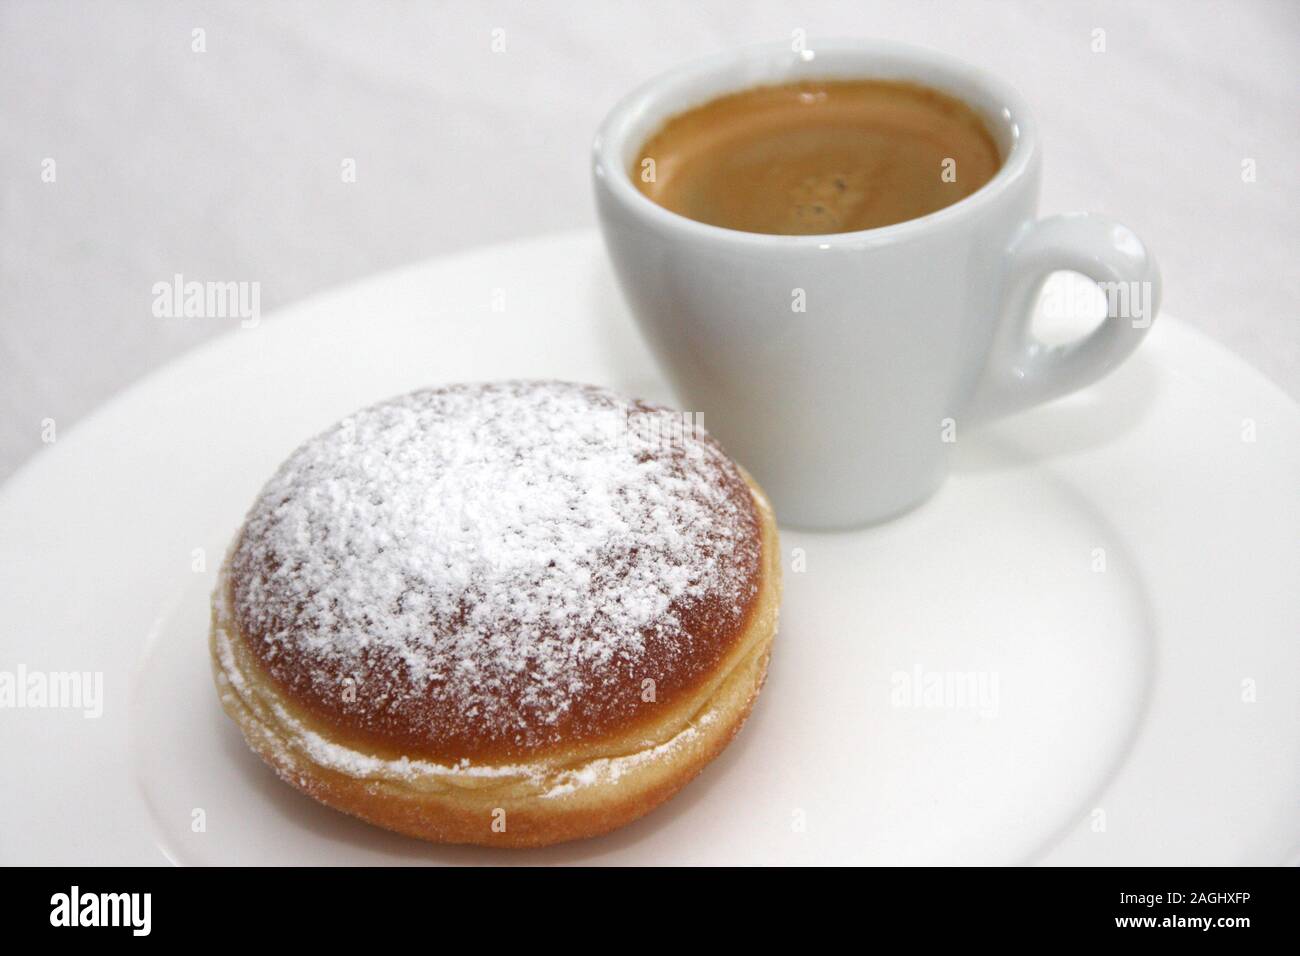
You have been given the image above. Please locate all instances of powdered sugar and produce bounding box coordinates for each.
[229,381,760,756]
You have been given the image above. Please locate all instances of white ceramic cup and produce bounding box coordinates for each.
[593,39,1161,529]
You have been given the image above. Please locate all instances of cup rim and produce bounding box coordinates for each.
[593,38,1038,247]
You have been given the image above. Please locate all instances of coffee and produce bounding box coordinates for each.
[633,79,1001,235]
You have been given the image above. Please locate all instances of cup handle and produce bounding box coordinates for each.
[967,212,1161,424]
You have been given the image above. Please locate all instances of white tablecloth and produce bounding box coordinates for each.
[2,0,1297,479]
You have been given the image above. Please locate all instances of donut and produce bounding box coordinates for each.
[210,381,780,847]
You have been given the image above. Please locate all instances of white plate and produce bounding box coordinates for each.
[1,231,1296,865]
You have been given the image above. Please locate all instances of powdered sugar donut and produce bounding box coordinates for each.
[210,381,780,847]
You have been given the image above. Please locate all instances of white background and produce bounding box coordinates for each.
[2,0,1297,480]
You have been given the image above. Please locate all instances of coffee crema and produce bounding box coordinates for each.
[633,79,1002,235]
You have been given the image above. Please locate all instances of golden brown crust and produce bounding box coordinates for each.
[211,473,781,847]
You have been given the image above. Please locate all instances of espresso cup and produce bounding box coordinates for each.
[593,39,1160,529]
